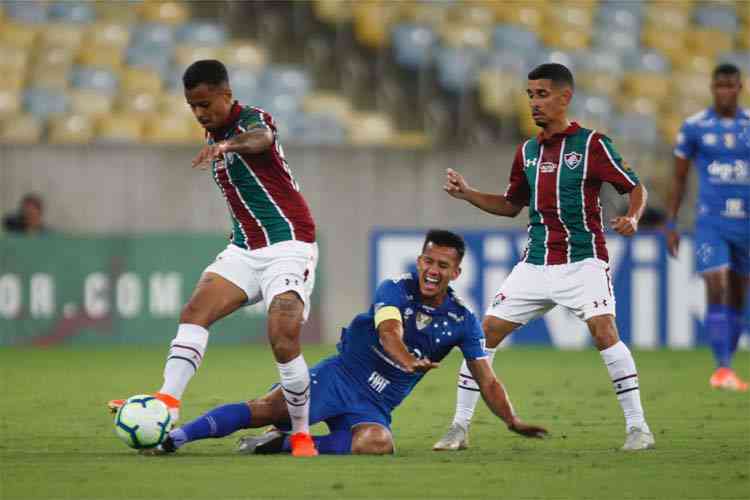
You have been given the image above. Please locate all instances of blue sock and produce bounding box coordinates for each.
[170,403,251,448]
[281,430,352,455]
[729,308,745,357]
[707,304,731,368]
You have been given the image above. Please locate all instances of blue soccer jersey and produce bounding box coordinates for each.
[335,272,487,413]
[674,107,750,222]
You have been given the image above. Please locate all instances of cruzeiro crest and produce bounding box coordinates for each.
[416,311,432,331]
[564,151,582,169]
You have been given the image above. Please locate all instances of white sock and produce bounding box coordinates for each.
[600,341,649,433]
[277,354,311,434]
[453,347,497,428]
[158,324,209,401]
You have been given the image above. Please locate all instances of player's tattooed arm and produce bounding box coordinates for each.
[377,319,439,374]
[444,169,523,217]
[467,358,548,438]
[610,183,648,237]
[220,128,274,155]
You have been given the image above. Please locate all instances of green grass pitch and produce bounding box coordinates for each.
[1,345,748,500]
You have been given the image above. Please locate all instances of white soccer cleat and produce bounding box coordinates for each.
[237,430,286,455]
[621,426,655,451]
[432,423,469,451]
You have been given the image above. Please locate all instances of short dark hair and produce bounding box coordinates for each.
[713,63,741,80]
[183,59,229,90]
[528,63,575,90]
[422,229,465,262]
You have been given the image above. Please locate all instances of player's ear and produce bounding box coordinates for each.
[452,265,462,281]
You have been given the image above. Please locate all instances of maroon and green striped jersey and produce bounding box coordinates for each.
[207,102,316,250]
[504,122,640,265]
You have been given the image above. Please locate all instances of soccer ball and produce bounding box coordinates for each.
[114,395,171,449]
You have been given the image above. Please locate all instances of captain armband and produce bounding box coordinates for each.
[374,306,402,328]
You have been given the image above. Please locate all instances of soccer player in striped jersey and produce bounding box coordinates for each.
[108,60,319,456]
[433,63,654,452]
[665,63,749,391]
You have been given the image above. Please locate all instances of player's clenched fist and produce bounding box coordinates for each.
[444,168,471,200]
[609,216,638,236]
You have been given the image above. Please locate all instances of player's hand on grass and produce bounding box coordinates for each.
[609,216,638,236]
[665,229,680,258]
[405,358,439,374]
[192,143,227,169]
[444,168,471,200]
[508,417,548,438]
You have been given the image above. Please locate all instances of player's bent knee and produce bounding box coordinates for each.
[482,316,519,348]
[268,291,304,322]
[351,425,394,455]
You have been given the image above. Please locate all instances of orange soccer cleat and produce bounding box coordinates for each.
[710,367,749,392]
[289,432,318,457]
[107,392,182,422]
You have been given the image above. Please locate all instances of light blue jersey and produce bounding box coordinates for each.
[674,107,750,275]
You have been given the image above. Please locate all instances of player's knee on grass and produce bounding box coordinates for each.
[586,314,620,350]
[351,425,394,455]
[482,316,519,348]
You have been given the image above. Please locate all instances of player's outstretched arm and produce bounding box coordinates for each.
[664,156,691,257]
[467,358,547,438]
[377,319,439,374]
[610,184,648,237]
[444,168,523,217]
[191,129,275,169]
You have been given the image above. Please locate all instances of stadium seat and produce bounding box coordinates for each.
[85,23,131,50]
[386,130,430,149]
[445,4,495,28]
[658,114,684,144]
[227,67,260,102]
[687,29,734,57]
[502,4,543,32]
[116,91,160,115]
[159,92,194,117]
[69,90,114,117]
[541,29,589,51]
[313,0,353,24]
[130,23,176,50]
[613,113,659,146]
[93,2,140,24]
[491,24,539,55]
[143,115,194,144]
[592,30,639,54]
[254,91,300,118]
[672,54,715,75]
[48,114,95,144]
[478,70,521,118]
[535,50,578,72]
[0,114,42,144]
[48,1,95,24]
[38,24,83,50]
[694,5,739,33]
[222,41,268,69]
[126,45,172,75]
[28,65,70,90]
[121,68,163,94]
[546,4,594,31]
[176,22,227,46]
[440,25,490,50]
[0,88,21,117]
[718,52,750,73]
[174,45,222,68]
[301,92,353,123]
[0,23,38,48]
[95,114,144,143]
[78,46,124,70]
[0,45,29,73]
[260,66,311,97]
[644,4,690,32]
[5,1,48,24]
[435,47,480,92]
[391,24,436,70]
[24,88,69,119]
[577,72,621,97]
[483,49,531,76]
[141,1,189,25]
[348,112,394,145]
[597,3,642,32]
[673,72,712,102]
[288,112,347,145]
[623,51,670,73]
[71,67,119,95]
[1,72,25,93]
[641,28,687,65]
[353,2,399,48]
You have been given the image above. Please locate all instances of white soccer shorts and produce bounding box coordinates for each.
[204,240,318,321]
[486,257,616,324]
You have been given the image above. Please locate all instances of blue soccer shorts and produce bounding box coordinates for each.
[275,355,392,433]
[694,218,750,276]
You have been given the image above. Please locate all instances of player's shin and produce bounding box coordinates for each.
[707,304,732,368]
[600,341,649,433]
[169,403,252,449]
[277,354,311,434]
[158,324,209,419]
[728,307,745,357]
[453,348,497,428]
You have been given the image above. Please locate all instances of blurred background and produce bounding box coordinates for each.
[1,0,748,348]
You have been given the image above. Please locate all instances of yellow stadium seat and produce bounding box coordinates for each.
[116,91,160,115]
[174,45,222,67]
[0,88,21,116]
[658,114,684,144]
[0,45,29,72]
[76,46,124,69]
[386,131,431,149]
[69,90,114,117]
[641,28,687,64]
[143,115,194,144]
[0,114,42,144]
[121,68,162,94]
[93,2,140,23]
[577,72,621,97]
[48,114,95,144]
[547,4,594,31]
[687,29,734,57]
[621,73,670,100]
[673,72,711,101]
[617,95,659,116]
[159,92,194,117]
[502,4,543,32]
[644,4,690,31]
[352,2,400,49]
[673,54,715,75]
[478,70,522,118]
[302,92,353,123]
[1,72,24,92]
[85,22,131,49]
[141,1,189,25]
[27,65,70,90]
[440,25,490,49]
[445,4,495,27]
[348,112,394,145]
[541,29,589,50]
[313,0,353,24]
[0,23,37,48]
[222,41,267,69]
[31,45,75,70]
[670,96,711,117]
[96,114,144,143]
[736,27,749,50]
[38,24,83,50]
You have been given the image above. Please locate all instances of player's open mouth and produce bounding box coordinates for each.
[423,275,440,292]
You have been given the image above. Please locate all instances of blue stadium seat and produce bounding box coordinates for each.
[592,30,640,54]
[176,22,227,46]
[254,91,300,117]
[164,66,185,91]
[597,3,643,32]
[570,92,613,123]
[623,50,670,73]
[23,88,69,119]
[130,23,176,50]
[391,24,436,70]
[228,67,261,101]
[260,66,311,97]
[534,50,579,72]
[613,113,659,146]
[6,1,48,23]
[694,5,738,33]
[579,50,623,75]
[289,112,347,145]
[70,67,119,95]
[492,25,539,55]
[482,50,530,76]
[48,1,95,23]
[435,47,480,92]
[126,45,173,76]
